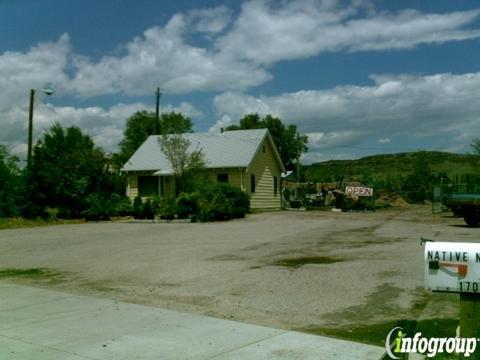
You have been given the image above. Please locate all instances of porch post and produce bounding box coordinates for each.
[240,168,244,191]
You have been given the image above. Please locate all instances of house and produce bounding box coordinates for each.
[121,129,285,210]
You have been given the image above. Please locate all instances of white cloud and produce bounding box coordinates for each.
[212,72,480,161]
[379,138,391,144]
[60,1,480,97]
[216,1,480,65]
[187,5,233,35]
[0,34,71,111]
[1,101,202,159]
[68,12,269,97]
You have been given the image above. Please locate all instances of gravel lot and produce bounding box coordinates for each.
[0,206,475,344]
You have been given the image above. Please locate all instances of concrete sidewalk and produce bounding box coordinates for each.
[0,282,384,359]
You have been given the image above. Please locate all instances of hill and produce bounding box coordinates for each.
[304,151,478,183]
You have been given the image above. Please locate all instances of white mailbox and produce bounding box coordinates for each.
[425,242,480,293]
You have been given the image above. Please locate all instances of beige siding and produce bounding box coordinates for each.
[245,139,282,209]
[127,174,138,201]
[207,169,243,189]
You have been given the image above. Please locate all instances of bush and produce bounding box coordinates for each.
[220,185,250,219]
[133,196,143,219]
[150,196,162,215]
[82,193,113,221]
[176,192,200,219]
[44,207,59,221]
[110,194,132,216]
[199,191,232,221]
[159,197,176,220]
[143,199,155,220]
[196,182,250,222]
[128,182,250,222]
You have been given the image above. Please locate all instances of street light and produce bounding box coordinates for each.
[27,88,54,169]
[255,98,272,114]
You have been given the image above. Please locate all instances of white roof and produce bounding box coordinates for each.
[122,129,284,175]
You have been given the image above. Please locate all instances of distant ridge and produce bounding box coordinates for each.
[305,151,477,182]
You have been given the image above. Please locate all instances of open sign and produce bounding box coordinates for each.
[345,186,373,197]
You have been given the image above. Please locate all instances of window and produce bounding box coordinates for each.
[217,173,229,183]
[138,176,159,197]
[273,176,278,196]
[262,145,266,153]
[250,174,256,193]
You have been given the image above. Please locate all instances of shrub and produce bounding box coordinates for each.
[150,196,162,215]
[199,191,232,221]
[159,197,176,220]
[176,192,200,219]
[220,185,250,219]
[196,182,250,222]
[110,194,132,216]
[143,199,155,220]
[133,196,143,219]
[44,207,59,221]
[82,193,113,221]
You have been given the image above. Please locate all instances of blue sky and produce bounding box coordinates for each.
[2,0,480,163]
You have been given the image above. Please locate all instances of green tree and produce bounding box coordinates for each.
[158,133,205,193]
[0,146,20,217]
[117,111,193,165]
[27,124,111,218]
[226,113,308,170]
[471,138,480,155]
[468,138,480,176]
[401,152,433,203]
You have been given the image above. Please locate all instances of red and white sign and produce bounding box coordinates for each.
[345,186,373,197]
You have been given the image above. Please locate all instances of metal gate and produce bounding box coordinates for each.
[432,185,443,214]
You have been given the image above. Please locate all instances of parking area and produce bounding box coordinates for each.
[0,206,473,345]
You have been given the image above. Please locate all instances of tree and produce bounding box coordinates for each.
[401,152,433,203]
[158,133,205,193]
[117,111,193,165]
[26,123,111,218]
[0,146,20,217]
[471,138,480,155]
[226,113,308,170]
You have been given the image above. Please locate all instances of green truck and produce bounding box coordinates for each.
[445,194,480,226]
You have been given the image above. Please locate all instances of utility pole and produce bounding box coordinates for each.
[27,88,53,169]
[27,89,35,170]
[155,87,161,135]
[295,133,301,200]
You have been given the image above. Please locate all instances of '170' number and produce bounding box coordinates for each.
[459,281,480,292]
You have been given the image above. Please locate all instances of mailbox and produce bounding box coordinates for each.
[425,242,480,293]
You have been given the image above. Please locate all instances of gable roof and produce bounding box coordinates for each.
[121,129,285,175]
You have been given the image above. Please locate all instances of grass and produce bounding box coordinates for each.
[302,318,458,347]
[273,256,343,268]
[0,217,84,230]
[0,268,60,279]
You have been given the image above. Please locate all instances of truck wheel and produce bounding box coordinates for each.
[464,213,480,227]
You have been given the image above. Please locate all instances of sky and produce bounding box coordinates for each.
[2,0,480,164]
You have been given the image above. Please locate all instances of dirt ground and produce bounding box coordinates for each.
[0,206,474,345]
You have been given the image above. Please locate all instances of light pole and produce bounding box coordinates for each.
[27,88,53,169]
[255,98,271,115]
